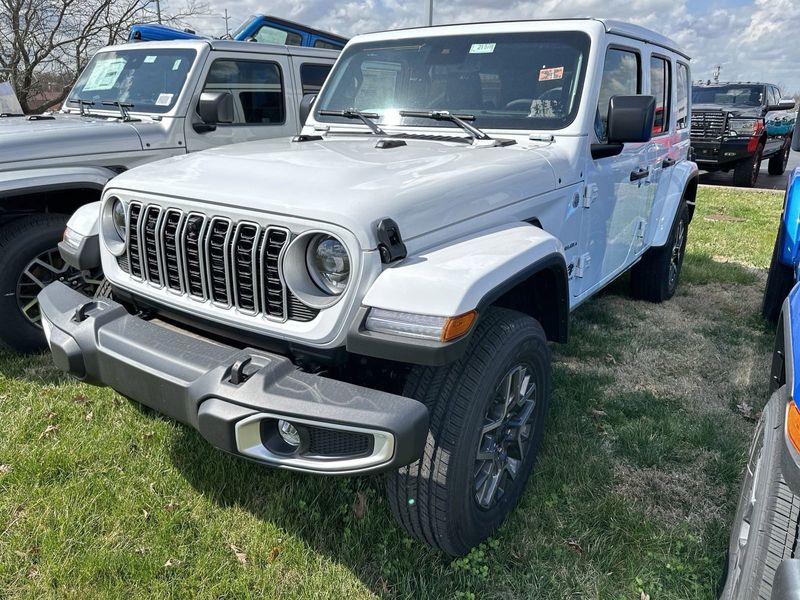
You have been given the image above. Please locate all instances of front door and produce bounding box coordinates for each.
[577,44,652,298]
[184,52,296,152]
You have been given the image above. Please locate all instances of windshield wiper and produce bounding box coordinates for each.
[66,98,95,117]
[319,109,386,135]
[399,110,492,141]
[102,100,135,121]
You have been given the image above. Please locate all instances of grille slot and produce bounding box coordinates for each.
[261,228,290,320]
[127,202,143,278]
[690,110,727,139]
[161,209,184,292]
[119,204,314,323]
[141,205,163,285]
[307,427,372,458]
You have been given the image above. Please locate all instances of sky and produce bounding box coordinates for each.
[182,0,800,93]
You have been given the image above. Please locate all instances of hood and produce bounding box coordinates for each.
[693,103,763,118]
[109,136,559,247]
[0,113,143,165]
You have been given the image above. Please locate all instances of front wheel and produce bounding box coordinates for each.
[630,202,689,302]
[387,308,550,556]
[734,143,764,188]
[0,214,102,353]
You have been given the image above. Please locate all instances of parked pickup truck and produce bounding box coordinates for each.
[41,18,699,555]
[0,39,338,352]
[691,81,796,187]
[129,15,348,50]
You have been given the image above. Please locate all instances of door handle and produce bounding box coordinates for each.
[630,168,650,182]
[662,157,677,169]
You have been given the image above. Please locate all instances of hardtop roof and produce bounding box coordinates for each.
[98,38,340,59]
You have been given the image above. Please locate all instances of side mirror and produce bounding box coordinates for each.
[770,98,797,112]
[299,93,316,126]
[607,95,656,144]
[195,91,233,133]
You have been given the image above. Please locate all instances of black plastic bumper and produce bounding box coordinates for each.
[691,138,754,168]
[38,281,429,475]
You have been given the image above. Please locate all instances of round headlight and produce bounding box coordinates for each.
[111,198,126,241]
[306,235,350,295]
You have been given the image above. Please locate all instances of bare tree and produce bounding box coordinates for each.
[0,0,208,113]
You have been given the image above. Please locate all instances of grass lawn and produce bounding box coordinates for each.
[0,185,786,599]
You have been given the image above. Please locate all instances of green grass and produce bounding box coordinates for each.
[0,185,785,598]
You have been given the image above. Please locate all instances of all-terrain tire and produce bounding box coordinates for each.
[734,143,764,188]
[630,202,689,303]
[387,307,550,556]
[762,227,794,324]
[768,142,791,176]
[0,214,69,352]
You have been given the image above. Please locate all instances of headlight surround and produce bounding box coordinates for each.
[283,231,352,309]
[306,234,350,295]
[101,196,127,256]
[727,118,760,137]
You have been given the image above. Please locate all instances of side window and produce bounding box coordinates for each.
[650,56,671,135]
[314,39,344,50]
[253,25,302,47]
[596,48,640,141]
[676,62,689,129]
[300,63,332,95]
[203,59,285,125]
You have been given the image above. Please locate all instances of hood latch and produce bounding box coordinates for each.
[376,218,407,264]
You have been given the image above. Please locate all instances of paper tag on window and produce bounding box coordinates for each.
[155,93,173,106]
[539,67,564,81]
[144,55,157,64]
[172,59,182,70]
[469,43,496,54]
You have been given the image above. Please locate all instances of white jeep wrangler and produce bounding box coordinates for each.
[0,39,338,352]
[39,19,699,555]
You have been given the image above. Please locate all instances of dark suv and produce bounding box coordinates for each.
[691,82,796,187]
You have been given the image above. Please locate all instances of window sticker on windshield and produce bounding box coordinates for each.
[155,93,174,106]
[469,43,496,54]
[82,58,127,91]
[172,59,182,70]
[539,67,564,81]
[144,55,157,64]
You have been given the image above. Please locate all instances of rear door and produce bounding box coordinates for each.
[184,51,296,152]
[287,58,334,129]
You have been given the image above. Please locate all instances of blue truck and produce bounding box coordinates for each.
[720,120,800,599]
[129,15,348,50]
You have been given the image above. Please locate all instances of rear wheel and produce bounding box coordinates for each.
[630,202,689,302]
[768,141,791,176]
[0,214,102,353]
[734,143,764,188]
[387,308,550,556]
[762,228,794,324]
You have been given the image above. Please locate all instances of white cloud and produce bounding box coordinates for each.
[181,0,800,91]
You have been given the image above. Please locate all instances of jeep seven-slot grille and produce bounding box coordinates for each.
[120,202,318,323]
[690,110,727,139]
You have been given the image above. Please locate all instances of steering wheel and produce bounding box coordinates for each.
[504,98,533,111]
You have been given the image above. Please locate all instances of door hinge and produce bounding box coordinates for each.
[583,184,598,208]
[575,253,591,278]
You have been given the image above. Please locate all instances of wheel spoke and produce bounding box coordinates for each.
[505,456,521,479]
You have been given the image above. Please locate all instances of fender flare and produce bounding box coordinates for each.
[778,167,800,268]
[650,160,700,248]
[0,165,118,198]
[347,222,568,366]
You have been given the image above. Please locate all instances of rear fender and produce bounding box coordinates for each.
[779,168,800,268]
[650,160,699,247]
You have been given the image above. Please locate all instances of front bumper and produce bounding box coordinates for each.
[38,281,429,475]
[720,388,800,599]
[691,138,755,169]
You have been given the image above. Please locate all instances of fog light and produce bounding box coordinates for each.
[278,419,301,447]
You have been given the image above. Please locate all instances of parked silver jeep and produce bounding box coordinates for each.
[0,39,337,352]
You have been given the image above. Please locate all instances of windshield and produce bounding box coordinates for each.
[315,31,590,132]
[692,84,765,107]
[68,48,197,114]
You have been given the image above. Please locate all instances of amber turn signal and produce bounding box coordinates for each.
[441,310,477,342]
[787,400,800,455]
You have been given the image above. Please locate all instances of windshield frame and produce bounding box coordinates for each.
[313,31,592,134]
[66,47,199,117]
[691,84,766,108]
